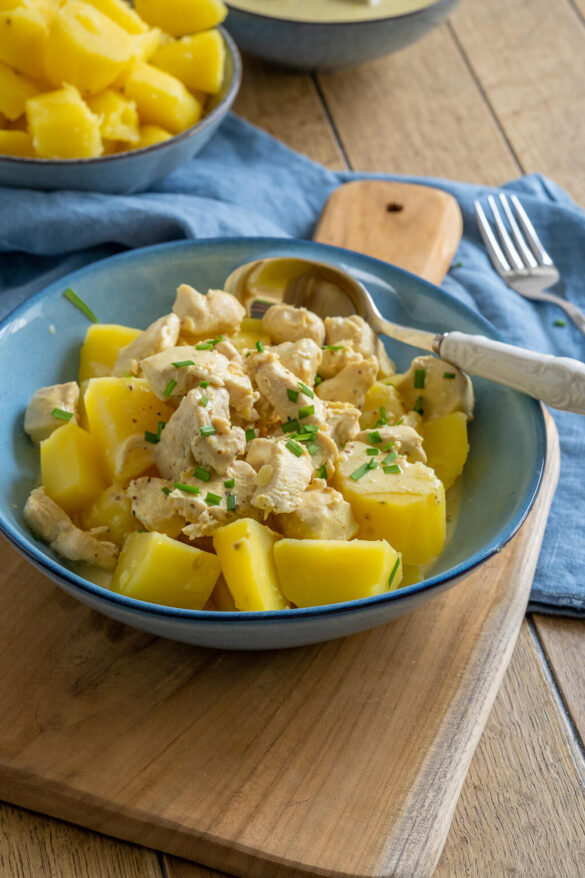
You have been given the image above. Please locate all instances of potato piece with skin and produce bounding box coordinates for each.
[81,483,142,547]
[134,0,227,37]
[44,2,139,95]
[0,6,48,79]
[26,85,103,159]
[124,62,203,135]
[112,531,221,610]
[213,518,289,611]
[273,538,402,608]
[334,440,446,566]
[0,129,35,156]
[151,29,226,94]
[79,324,142,383]
[0,60,41,121]
[86,90,140,143]
[423,411,469,490]
[40,421,106,514]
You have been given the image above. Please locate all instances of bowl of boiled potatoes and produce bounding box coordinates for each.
[0,0,241,192]
[0,237,547,650]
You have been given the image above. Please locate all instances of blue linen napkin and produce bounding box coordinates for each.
[1,113,583,615]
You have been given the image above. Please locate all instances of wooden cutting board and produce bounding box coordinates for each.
[0,181,560,878]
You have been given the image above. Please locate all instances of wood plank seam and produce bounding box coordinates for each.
[311,74,352,171]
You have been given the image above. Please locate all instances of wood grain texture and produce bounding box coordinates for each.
[533,614,585,742]
[314,180,462,283]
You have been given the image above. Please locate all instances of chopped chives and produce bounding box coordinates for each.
[413,396,424,415]
[200,380,210,388]
[299,424,318,434]
[382,441,395,451]
[255,340,264,352]
[211,335,224,345]
[382,451,398,465]
[282,418,299,434]
[374,405,388,427]
[163,379,177,398]
[51,407,73,422]
[414,369,426,389]
[395,417,404,426]
[245,428,256,441]
[194,466,211,482]
[205,492,222,506]
[199,395,209,407]
[174,482,201,495]
[286,439,304,457]
[298,404,315,419]
[298,381,314,399]
[368,430,383,444]
[144,420,165,444]
[287,388,299,403]
[63,287,97,323]
[443,372,456,380]
[554,319,567,327]
[161,487,171,495]
[384,464,402,475]
[314,375,323,386]
[388,557,401,589]
[196,342,213,350]
[245,351,252,357]
[200,424,216,437]
[322,344,343,351]
[306,442,319,456]
[172,360,195,368]
[350,460,377,481]
[122,372,132,378]
[317,464,328,479]
[366,447,379,456]
[226,492,237,512]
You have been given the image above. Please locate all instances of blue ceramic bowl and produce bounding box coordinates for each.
[225,0,459,72]
[0,238,546,650]
[0,28,241,194]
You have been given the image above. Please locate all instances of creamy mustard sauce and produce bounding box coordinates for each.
[228,0,438,23]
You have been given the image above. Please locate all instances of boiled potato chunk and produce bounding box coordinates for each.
[0,129,34,156]
[228,318,270,354]
[359,382,405,430]
[273,538,402,607]
[210,574,236,611]
[212,518,289,611]
[40,421,106,514]
[124,63,203,134]
[0,60,41,121]
[134,0,227,37]
[151,29,225,94]
[0,6,48,79]
[26,85,102,158]
[335,441,446,566]
[111,531,221,609]
[86,90,140,143]
[83,376,174,481]
[81,483,141,547]
[78,323,142,382]
[44,1,138,95]
[82,0,149,34]
[134,123,173,148]
[423,411,469,491]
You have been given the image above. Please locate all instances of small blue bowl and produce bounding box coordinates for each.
[0,28,241,194]
[0,238,546,650]
[225,0,459,72]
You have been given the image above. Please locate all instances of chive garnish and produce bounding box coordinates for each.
[414,369,426,389]
[227,493,237,512]
[245,428,256,441]
[366,447,379,456]
[382,451,398,465]
[211,334,224,345]
[413,396,424,415]
[317,464,328,479]
[382,442,395,451]
[368,430,383,444]
[174,483,201,495]
[163,379,177,398]
[282,418,299,434]
[172,360,195,368]
[322,344,343,351]
[374,405,388,427]
[205,492,222,506]
[196,342,213,351]
[223,477,235,488]
[51,407,73,422]
[286,439,304,457]
[144,421,165,444]
[554,319,567,327]
[395,417,404,426]
[63,287,97,323]
[306,443,319,456]
[200,380,209,388]
[161,487,171,495]
[388,557,401,588]
[384,464,402,475]
[298,404,315,419]
[256,340,264,352]
[199,395,209,407]
[299,424,319,435]
[314,375,323,386]
[298,381,314,399]
[443,372,456,380]
[194,465,211,482]
[350,459,377,481]
[200,424,216,437]
[287,388,299,403]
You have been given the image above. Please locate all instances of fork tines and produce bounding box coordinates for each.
[474,193,554,276]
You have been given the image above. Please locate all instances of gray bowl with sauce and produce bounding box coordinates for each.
[224,0,459,72]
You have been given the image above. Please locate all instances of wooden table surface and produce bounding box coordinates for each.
[4,0,585,875]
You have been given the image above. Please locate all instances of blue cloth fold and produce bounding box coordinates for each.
[1,114,583,614]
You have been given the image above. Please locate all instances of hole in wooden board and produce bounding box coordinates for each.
[386,202,404,212]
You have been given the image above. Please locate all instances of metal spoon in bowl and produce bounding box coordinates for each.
[224,256,585,415]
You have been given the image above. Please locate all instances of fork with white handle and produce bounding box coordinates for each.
[474,193,585,336]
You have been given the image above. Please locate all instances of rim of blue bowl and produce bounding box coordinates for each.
[0,27,242,167]
[224,0,456,26]
[0,237,547,626]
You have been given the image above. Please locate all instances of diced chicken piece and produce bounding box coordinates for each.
[306,429,339,479]
[179,461,259,539]
[24,486,118,570]
[141,345,260,421]
[316,355,378,409]
[269,338,322,386]
[113,313,181,377]
[357,424,427,463]
[319,345,362,380]
[24,381,79,443]
[276,480,358,541]
[173,285,245,338]
[127,476,187,537]
[262,303,325,346]
[322,400,361,448]
[396,355,474,421]
[155,385,246,479]
[247,351,325,426]
[324,315,394,377]
[247,437,313,515]
[214,339,242,363]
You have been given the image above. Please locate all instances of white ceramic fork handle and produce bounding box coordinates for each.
[438,331,585,414]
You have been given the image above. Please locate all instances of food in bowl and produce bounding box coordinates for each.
[22,276,474,614]
[0,0,228,159]
[227,0,441,23]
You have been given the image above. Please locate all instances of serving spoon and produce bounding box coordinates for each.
[224,256,585,415]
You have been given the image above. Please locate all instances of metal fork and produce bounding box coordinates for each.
[474,193,585,337]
